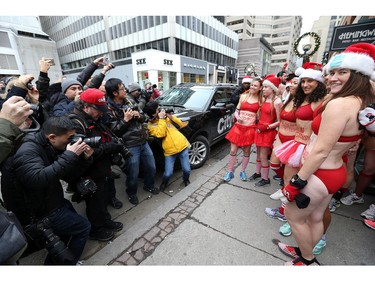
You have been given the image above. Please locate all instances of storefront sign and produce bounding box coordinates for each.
[164,59,173,66]
[183,63,206,70]
[330,22,375,51]
[136,58,146,65]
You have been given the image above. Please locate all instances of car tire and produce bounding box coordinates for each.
[188,135,210,169]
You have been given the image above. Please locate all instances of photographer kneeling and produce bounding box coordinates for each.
[2,116,92,265]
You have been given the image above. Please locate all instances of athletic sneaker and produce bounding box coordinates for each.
[340,193,364,205]
[285,256,321,266]
[278,242,300,259]
[361,204,375,220]
[364,218,375,230]
[279,222,292,236]
[248,172,261,181]
[239,171,248,181]
[255,178,270,187]
[270,189,283,200]
[223,171,234,182]
[313,238,327,255]
[273,174,282,181]
[264,207,287,221]
[329,198,341,212]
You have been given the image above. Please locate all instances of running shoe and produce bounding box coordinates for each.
[279,222,292,236]
[223,171,234,182]
[248,172,261,181]
[264,207,287,221]
[312,238,326,255]
[364,218,375,230]
[255,178,270,187]
[285,256,321,266]
[278,242,301,259]
[270,189,283,200]
[329,198,341,212]
[239,171,248,181]
[340,193,364,205]
[361,204,375,220]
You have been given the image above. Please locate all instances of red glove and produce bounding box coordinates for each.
[282,184,311,208]
[281,184,300,202]
[257,123,268,132]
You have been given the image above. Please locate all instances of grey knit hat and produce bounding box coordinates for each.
[128,82,141,93]
[61,78,82,94]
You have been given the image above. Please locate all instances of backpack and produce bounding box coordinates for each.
[0,200,28,264]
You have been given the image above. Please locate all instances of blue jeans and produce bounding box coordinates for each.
[125,142,156,196]
[163,148,191,183]
[44,199,91,265]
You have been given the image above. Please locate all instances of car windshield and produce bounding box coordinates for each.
[158,86,213,111]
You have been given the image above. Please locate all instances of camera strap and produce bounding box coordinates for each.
[68,113,88,135]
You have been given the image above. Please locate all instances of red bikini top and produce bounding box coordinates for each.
[311,105,362,142]
[280,108,296,122]
[240,101,260,113]
[295,103,314,121]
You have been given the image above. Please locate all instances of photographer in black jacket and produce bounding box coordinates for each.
[2,116,92,265]
[69,88,124,241]
[105,79,158,205]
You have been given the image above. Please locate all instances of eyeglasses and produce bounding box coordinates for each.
[118,87,126,92]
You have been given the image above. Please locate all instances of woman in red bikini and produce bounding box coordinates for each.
[266,63,327,223]
[250,75,282,187]
[280,43,375,266]
[224,78,262,182]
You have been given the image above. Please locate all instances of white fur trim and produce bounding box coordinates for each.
[326,52,375,80]
[299,68,323,83]
[242,77,252,83]
[262,79,278,92]
[295,67,304,77]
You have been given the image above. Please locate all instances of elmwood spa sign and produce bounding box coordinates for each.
[330,22,375,51]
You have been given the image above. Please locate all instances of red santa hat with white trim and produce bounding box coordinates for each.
[324,43,375,81]
[242,75,253,83]
[262,74,281,92]
[295,62,324,83]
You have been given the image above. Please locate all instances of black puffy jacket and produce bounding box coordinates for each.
[7,131,92,224]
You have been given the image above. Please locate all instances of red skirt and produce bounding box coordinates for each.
[225,123,256,147]
[254,129,277,148]
[274,139,306,167]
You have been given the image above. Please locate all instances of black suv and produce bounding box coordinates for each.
[149,83,237,169]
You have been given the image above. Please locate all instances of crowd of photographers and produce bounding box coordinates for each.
[0,56,183,265]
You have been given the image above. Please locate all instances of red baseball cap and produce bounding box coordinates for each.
[80,88,108,112]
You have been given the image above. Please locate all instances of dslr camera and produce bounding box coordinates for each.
[122,104,139,112]
[24,217,75,265]
[71,177,98,203]
[69,133,101,148]
[159,107,174,114]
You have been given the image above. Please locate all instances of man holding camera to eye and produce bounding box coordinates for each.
[1,116,92,265]
[105,78,157,205]
[143,101,191,191]
[69,88,124,241]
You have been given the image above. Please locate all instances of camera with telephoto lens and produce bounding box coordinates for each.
[69,133,101,148]
[24,217,75,265]
[122,104,139,112]
[116,138,133,160]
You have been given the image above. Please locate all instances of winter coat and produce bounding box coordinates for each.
[147,115,189,156]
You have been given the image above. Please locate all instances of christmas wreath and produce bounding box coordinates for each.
[293,32,321,58]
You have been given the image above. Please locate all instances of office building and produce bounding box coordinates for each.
[39,16,239,90]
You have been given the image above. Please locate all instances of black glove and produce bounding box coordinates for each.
[295,193,311,209]
[100,141,123,154]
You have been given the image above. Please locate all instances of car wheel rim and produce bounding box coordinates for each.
[189,141,207,165]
